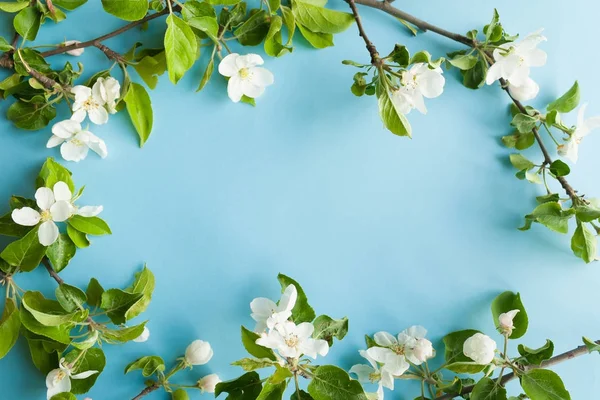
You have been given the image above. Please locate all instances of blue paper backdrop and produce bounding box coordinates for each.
[1,0,599,398]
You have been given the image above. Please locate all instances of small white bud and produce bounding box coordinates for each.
[197,373,221,393]
[498,309,520,336]
[184,340,213,366]
[63,40,84,56]
[133,326,150,343]
[463,333,496,364]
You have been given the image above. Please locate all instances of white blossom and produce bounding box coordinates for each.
[463,333,496,364]
[486,29,547,98]
[218,53,274,103]
[63,40,84,56]
[184,340,213,365]
[498,309,520,336]
[46,358,98,399]
[47,119,107,162]
[558,103,600,163]
[391,63,445,115]
[250,284,297,333]
[71,83,109,125]
[133,326,150,343]
[11,182,73,246]
[256,321,329,359]
[350,350,394,400]
[96,77,121,114]
[198,373,221,393]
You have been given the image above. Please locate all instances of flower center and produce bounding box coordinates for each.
[239,68,251,79]
[71,138,84,146]
[40,209,52,222]
[285,334,300,348]
[368,371,381,383]
[391,344,405,355]
[83,97,99,110]
[53,370,67,384]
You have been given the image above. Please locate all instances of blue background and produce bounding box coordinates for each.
[1,0,599,398]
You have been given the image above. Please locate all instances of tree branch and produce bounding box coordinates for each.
[131,383,160,400]
[42,257,64,285]
[435,340,599,399]
[345,0,381,66]
[355,0,582,203]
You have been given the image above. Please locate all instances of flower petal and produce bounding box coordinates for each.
[46,369,71,400]
[61,140,89,162]
[11,207,41,226]
[71,370,98,380]
[47,135,66,148]
[35,187,55,210]
[295,322,315,340]
[237,54,264,68]
[373,331,397,347]
[88,107,109,125]
[278,284,297,312]
[403,325,427,339]
[39,220,59,246]
[218,53,240,77]
[50,201,72,222]
[77,205,103,217]
[227,75,244,103]
[250,67,274,87]
[418,69,445,99]
[53,182,72,202]
[85,132,108,158]
[70,85,91,101]
[52,119,81,139]
[71,108,87,123]
[349,364,375,383]
[241,80,265,99]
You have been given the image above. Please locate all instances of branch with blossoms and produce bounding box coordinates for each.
[0,158,156,400]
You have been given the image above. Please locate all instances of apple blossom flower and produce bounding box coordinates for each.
[46,358,98,399]
[47,119,108,162]
[184,340,213,365]
[63,40,84,56]
[485,29,547,92]
[558,103,600,163]
[250,284,297,333]
[96,77,121,114]
[350,350,394,400]
[402,325,435,364]
[507,77,539,102]
[11,182,73,246]
[218,53,274,103]
[256,321,329,359]
[197,373,221,393]
[498,309,520,336]
[133,326,150,343]
[463,333,496,364]
[71,83,109,125]
[391,63,445,115]
[49,181,103,220]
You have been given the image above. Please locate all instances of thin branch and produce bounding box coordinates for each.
[93,42,126,63]
[435,340,599,399]
[355,0,581,203]
[132,383,160,400]
[345,0,381,66]
[42,258,64,285]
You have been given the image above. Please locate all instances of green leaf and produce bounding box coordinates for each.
[547,81,580,114]
[277,273,315,323]
[86,278,105,308]
[234,10,270,46]
[182,0,216,20]
[308,365,368,400]
[470,377,507,400]
[257,381,287,400]
[46,233,76,272]
[268,0,280,13]
[292,1,354,34]
[502,131,535,150]
[549,160,570,177]
[484,9,503,43]
[188,16,220,42]
[172,389,190,400]
[14,7,41,41]
[269,364,293,384]
[461,59,487,89]
[509,153,535,171]
[66,224,89,248]
[491,291,528,339]
[100,288,143,325]
[101,0,148,21]
[55,283,87,312]
[444,361,486,374]
[19,308,72,344]
[521,369,571,400]
[7,99,57,130]
[37,158,75,193]
[0,298,20,359]
[264,16,290,57]
[312,315,348,346]
[103,321,147,343]
[0,227,46,272]
[124,265,155,320]
[125,355,166,377]
[518,340,554,365]
[511,113,538,133]
[64,347,105,394]
[280,5,295,47]
[0,36,12,52]
[231,357,279,371]
[536,193,560,204]
[242,326,277,360]
[215,372,263,399]
[22,291,85,326]
[206,0,241,4]
[68,215,111,236]
[297,24,333,49]
[0,2,30,12]
[583,337,600,354]
[165,14,197,84]
[377,87,412,137]
[527,202,574,234]
[448,54,479,70]
[571,222,597,263]
[443,329,486,373]
[387,44,410,67]
[51,0,88,11]
[50,393,78,400]
[0,212,33,238]
[133,52,167,89]
[124,82,153,147]
[71,330,99,350]
[291,390,313,400]
[197,56,214,92]
[575,204,600,223]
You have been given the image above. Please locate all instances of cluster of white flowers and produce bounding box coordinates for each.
[48,77,120,162]
[391,63,445,115]
[218,53,274,103]
[350,326,435,400]
[485,29,547,102]
[11,181,103,246]
[251,285,330,361]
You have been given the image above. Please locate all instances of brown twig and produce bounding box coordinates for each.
[435,340,599,399]
[93,42,126,63]
[132,383,160,400]
[355,0,581,203]
[42,257,64,285]
[345,0,381,66]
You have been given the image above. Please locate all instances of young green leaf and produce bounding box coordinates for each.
[549,160,570,177]
[231,357,279,371]
[101,0,148,21]
[442,329,486,373]
[13,7,41,41]
[66,224,89,248]
[296,24,333,49]
[571,222,597,263]
[521,369,571,400]
[124,266,155,320]
[277,273,315,323]
[256,381,287,400]
[55,283,87,312]
[46,233,76,272]
[312,315,348,346]
[124,82,153,147]
[547,81,580,114]
[470,377,507,400]
[68,216,111,236]
[100,289,143,325]
[448,54,479,70]
[37,158,75,193]
[517,340,554,365]
[125,355,166,377]
[377,88,412,137]
[0,2,30,12]
[86,278,105,308]
[307,365,368,400]
[583,337,600,354]
[215,372,263,399]
[22,291,85,327]
[526,202,574,234]
[292,1,354,34]
[241,326,277,360]
[0,298,20,359]
[197,56,214,92]
[165,14,197,84]
[0,227,46,272]
[64,347,105,394]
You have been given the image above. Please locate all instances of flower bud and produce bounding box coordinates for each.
[197,373,221,393]
[133,326,150,343]
[498,309,520,336]
[184,340,213,366]
[63,40,84,56]
[463,333,496,364]
[410,338,434,364]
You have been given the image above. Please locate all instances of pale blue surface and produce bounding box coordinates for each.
[1,0,599,398]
